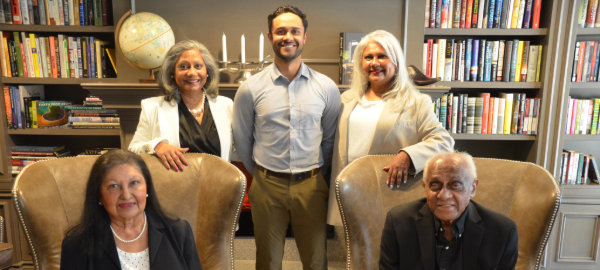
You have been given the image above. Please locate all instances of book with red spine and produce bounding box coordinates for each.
[19,43,27,77]
[427,39,434,77]
[471,0,480,28]
[441,0,450,28]
[465,0,474,28]
[10,0,21,24]
[577,41,586,82]
[487,96,495,134]
[49,36,57,78]
[3,86,12,127]
[479,93,490,133]
[460,0,468,28]
[587,0,599,27]
[531,0,542,28]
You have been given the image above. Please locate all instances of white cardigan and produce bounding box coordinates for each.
[128,95,235,162]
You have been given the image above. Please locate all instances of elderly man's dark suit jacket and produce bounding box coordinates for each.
[60,211,202,270]
[379,198,518,270]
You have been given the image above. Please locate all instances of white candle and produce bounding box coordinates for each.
[222,33,227,62]
[259,32,264,62]
[131,0,135,14]
[241,34,245,63]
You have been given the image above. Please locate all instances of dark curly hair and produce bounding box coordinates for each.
[267,4,308,34]
[65,149,176,258]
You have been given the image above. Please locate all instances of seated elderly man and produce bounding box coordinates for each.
[379,151,518,270]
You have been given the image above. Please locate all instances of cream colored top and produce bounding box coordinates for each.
[348,96,386,163]
[117,247,150,270]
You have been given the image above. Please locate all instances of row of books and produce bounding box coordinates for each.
[0,31,116,79]
[11,145,68,174]
[559,150,600,185]
[3,85,120,129]
[578,0,600,28]
[571,41,600,82]
[0,0,112,26]
[422,38,542,82]
[565,97,600,135]
[424,0,543,29]
[432,92,540,134]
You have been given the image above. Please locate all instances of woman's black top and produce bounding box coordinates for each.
[178,97,221,156]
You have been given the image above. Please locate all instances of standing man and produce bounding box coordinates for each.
[232,5,341,270]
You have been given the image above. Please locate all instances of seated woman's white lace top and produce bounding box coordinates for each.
[116,247,150,270]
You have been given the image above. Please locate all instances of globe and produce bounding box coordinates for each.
[117,12,175,70]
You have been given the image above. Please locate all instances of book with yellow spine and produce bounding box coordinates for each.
[28,33,40,78]
[514,41,524,82]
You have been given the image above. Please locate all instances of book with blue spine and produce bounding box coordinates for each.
[471,39,480,81]
[478,39,486,81]
[487,0,496,28]
[522,0,534,29]
[483,41,493,81]
[465,39,473,81]
[77,37,83,78]
[494,0,504,28]
[440,94,447,129]
[89,36,96,78]
[80,0,85,25]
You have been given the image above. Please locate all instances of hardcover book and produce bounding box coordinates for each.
[35,100,72,128]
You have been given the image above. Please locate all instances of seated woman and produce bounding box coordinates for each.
[60,149,202,269]
[129,40,234,170]
[327,30,454,227]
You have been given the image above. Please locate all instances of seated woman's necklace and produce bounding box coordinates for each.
[110,212,147,243]
[188,91,205,117]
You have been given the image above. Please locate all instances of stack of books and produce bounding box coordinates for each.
[432,92,540,135]
[570,41,600,82]
[11,145,69,174]
[0,31,117,79]
[423,38,542,82]
[565,97,600,135]
[578,0,600,28]
[77,147,117,156]
[0,0,112,26]
[560,150,600,185]
[68,95,119,129]
[425,0,543,29]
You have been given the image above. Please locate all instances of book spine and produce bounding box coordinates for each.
[430,0,437,27]
[92,0,100,26]
[510,93,521,134]
[478,0,486,28]
[471,0,479,28]
[467,97,475,133]
[577,41,586,82]
[500,0,510,28]
[576,153,585,184]
[452,96,458,133]
[511,0,521,28]
[465,39,472,81]
[487,96,495,134]
[584,41,593,82]
[571,99,579,134]
[471,39,479,81]
[483,41,493,81]
[466,0,474,28]
[457,94,463,132]
[514,41,524,82]
[583,156,590,185]
[509,39,519,81]
[588,99,600,135]
[587,0,599,27]
[461,94,468,133]
[447,93,453,130]
[493,0,503,28]
[520,40,530,82]
[480,93,490,133]
[522,0,533,28]
[503,40,512,81]
[453,0,461,28]
[474,97,484,133]
[441,94,447,129]
[3,86,12,127]
[487,0,496,28]
[491,41,499,81]
[497,98,506,133]
[532,0,543,28]
[444,39,454,81]
[575,100,583,134]
[566,97,574,134]
[478,38,486,80]
[506,0,515,28]
[496,40,505,81]
[518,94,526,134]
[517,0,526,29]
[492,97,499,134]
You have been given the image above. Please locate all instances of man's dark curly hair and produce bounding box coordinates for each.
[268,4,308,34]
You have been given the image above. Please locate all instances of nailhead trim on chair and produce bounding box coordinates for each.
[13,156,76,270]
[335,155,562,270]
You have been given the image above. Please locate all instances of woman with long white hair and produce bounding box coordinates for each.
[327,30,454,226]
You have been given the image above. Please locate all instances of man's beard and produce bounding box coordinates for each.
[273,42,303,62]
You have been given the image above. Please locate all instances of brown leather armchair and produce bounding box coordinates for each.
[0,216,13,270]
[336,155,561,270]
[12,153,246,270]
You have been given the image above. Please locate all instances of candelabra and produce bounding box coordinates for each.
[219,55,272,84]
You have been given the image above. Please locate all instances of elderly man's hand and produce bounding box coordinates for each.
[154,142,189,171]
[384,151,412,188]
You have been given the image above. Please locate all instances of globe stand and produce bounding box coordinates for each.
[219,55,271,84]
[139,69,157,83]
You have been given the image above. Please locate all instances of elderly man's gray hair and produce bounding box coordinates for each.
[423,151,477,183]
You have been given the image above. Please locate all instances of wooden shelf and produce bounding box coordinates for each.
[2,77,118,85]
[432,81,542,89]
[451,134,536,140]
[7,128,120,136]
[424,28,547,36]
[569,82,600,89]
[564,134,600,141]
[576,28,600,36]
[0,25,115,33]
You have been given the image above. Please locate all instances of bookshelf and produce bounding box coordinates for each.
[404,0,559,165]
[0,3,120,269]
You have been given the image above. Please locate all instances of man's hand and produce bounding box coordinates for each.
[154,142,189,171]
[383,151,412,188]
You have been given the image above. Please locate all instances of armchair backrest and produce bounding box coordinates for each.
[12,153,246,270]
[336,155,560,270]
